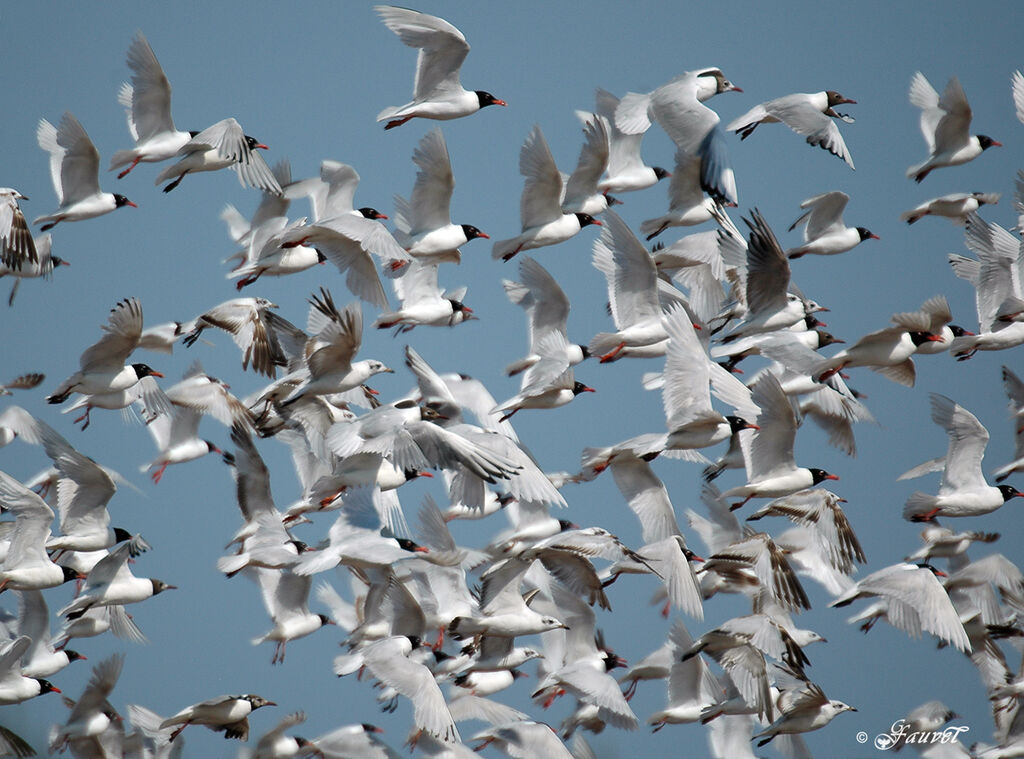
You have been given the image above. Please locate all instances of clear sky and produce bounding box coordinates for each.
[1,1,1022,756]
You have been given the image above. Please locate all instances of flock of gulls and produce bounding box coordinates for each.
[3,5,1024,759]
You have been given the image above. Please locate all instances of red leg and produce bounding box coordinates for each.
[117,157,142,179]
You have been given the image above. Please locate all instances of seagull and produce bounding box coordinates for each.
[722,373,838,511]
[812,307,942,387]
[375,6,505,130]
[0,231,67,306]
[47,297,163,405]
[592,88,670,195]
[155,118,281,194]
[646,621,720,728]
[903,394,1024,521]
[34,113,136,231]
[719,211,811,343]
[182,297,283,378]
[228,213,327,291]
[0,470,82,592]
[14,590,87,678]
[752,680,855,746]
[374,258,473,331]
[29,414,131,554]
[561,115,612,217]
[492,125,602,262]
[994,366,1024,483]
[493,333,595,422]
[727,90,857,168]
[218,425,308,577]
[587,209,670,362]
[393,129,489,264]
[159,694,276,742]
[281,212,411,309]
[249,568,332,664]
[285,159,389,224]
[109,31,195,178]
[503,256,589,377]
[615,67,742,206]
[906,73,1000,182]
[0,188,36,270]
[278,290,393,407]
[784,191,878,259]
[829,562,970,652]
[137,365,246,483]
[0,636,61,705]
[948,214,1024,359]
[447,557,569,640]
[245,711,315,759]
[58,535,176,619]
[639,150,717,240]
[48,653,124,754]
[362,635,460,743]
[901,192,1000,224]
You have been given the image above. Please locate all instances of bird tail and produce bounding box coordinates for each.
[504,356,537,376]
[639,216,670,240]
[491,238,521,261]
[903,491,939,520]
[900,210,926,224]
[375,104,404,122]
[154,163,179,186]
[906,161,931,183]
[108,149,139,171]
[588,332,624,358]
[216,553,249,577]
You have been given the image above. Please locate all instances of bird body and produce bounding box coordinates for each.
[109,31,194,177]
[906,73,1000,182]
[727,90,856,167]
[491,125,602,262]
[159,694,276,741]
[785,191,877,259]
[376,6,505,129]
[35,113,137,231]
[901,192,999,224]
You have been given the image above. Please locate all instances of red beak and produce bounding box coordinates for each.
[494,99,507,107]
[824,474,840,481]
[255,143,269,150]
[126,201,138,208]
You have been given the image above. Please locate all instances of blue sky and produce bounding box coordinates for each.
[1,1,1022,756]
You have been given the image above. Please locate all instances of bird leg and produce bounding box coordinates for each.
[432,625,445,651]
[73,406,93,431]
[497,408,518,423]
[117,157,142,179]
[910,508,941,523]
[151,463,169,484]
[162,172,187,193]
[599,342,626,363]
[272,641,286,665]
[169,723,189,742]
[236,272,263,290]
[501,244,524,263]
[651,720,667,733]
[623,679,638,701]
[729,495,753,511]
[384,116,414,130]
